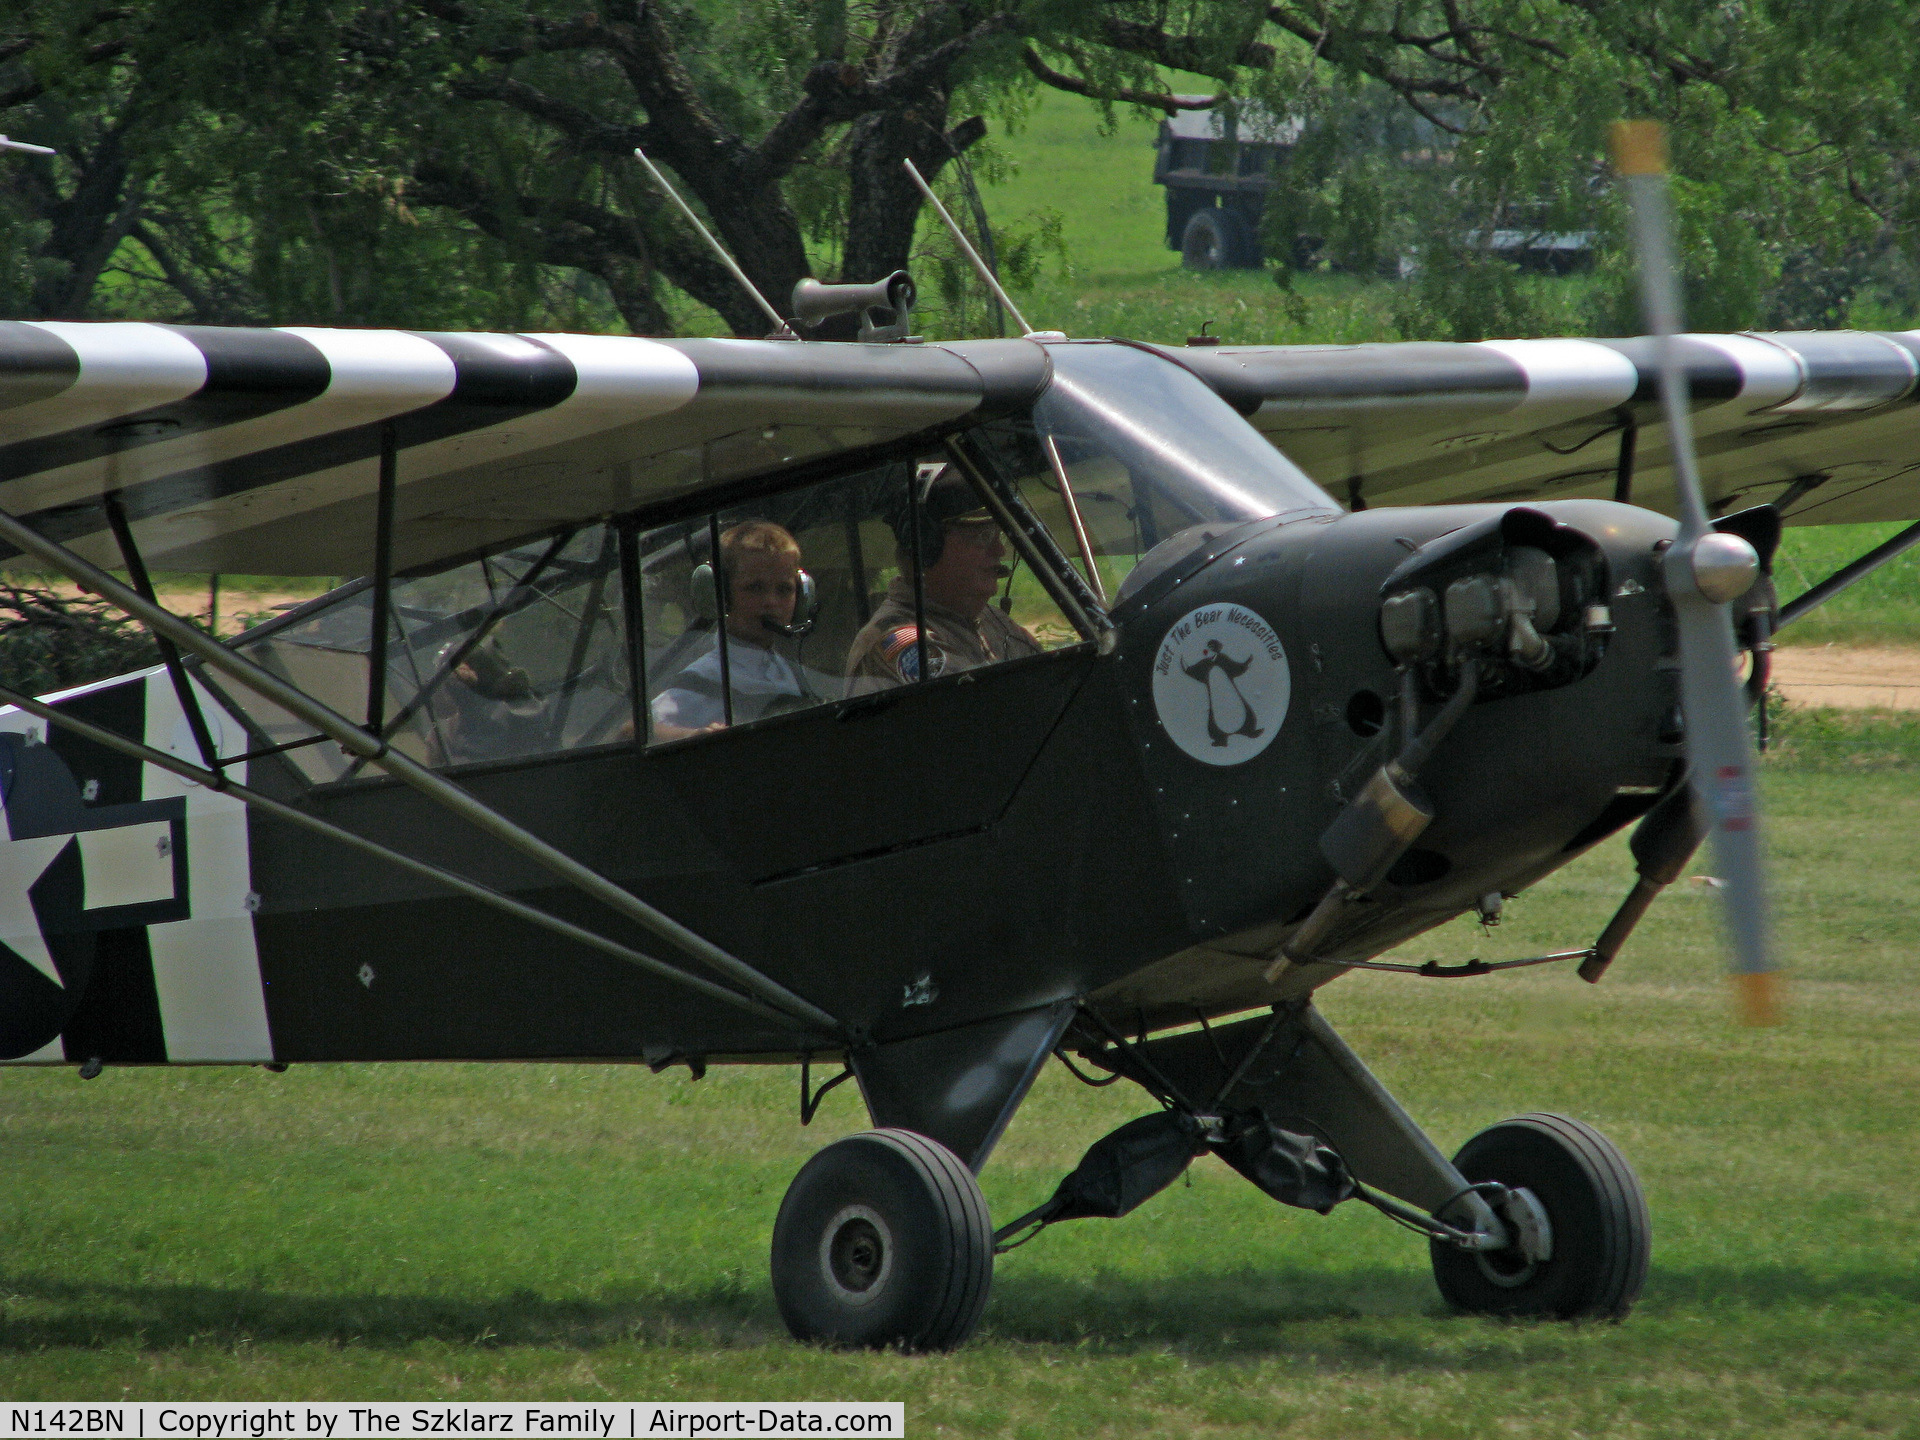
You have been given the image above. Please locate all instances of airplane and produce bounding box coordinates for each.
[0,140,1916,1352]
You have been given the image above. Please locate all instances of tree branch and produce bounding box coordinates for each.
[756,13,1015,183]
[128,219,218,319]
[1096,19,1275,73]
[1265,4,1500,101]
[410,158,769,335]
[0,35,129,110]
[1021,48,1223,114]
[448,73,649,155]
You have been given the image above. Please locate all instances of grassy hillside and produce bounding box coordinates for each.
[971,91,1173,276]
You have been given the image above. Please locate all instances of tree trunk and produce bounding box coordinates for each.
[29,122,140,318]
[681,177,812,334]
[840,95,956,285]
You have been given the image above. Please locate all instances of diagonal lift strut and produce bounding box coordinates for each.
[0,505,844,1040]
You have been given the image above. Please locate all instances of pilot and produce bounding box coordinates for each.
[439,637,548,762]
[649,520,810,740]
[845,466,1041,689]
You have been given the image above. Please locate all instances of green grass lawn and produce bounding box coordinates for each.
[2,731,1917,1433]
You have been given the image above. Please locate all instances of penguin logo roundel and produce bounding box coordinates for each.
[1151,604,1291,766]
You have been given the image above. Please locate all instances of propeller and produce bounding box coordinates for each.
[1610,121,1779,1024]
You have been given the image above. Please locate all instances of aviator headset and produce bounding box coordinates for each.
[688,544,819,638]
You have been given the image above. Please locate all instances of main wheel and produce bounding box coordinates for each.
[771,1129,993,1350]
[1431,1112,1650,1321]
[1181,207,1257,269]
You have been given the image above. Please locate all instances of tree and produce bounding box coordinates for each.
[3,1,1284,333]
[0,3,153,319]
[381,0,1281,334]
[1249,1,1920,338]
[8,2,1920,341]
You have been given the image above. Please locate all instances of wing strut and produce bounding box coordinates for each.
[0,680,815,1033]
[364,420,398,732]
[101,490,223,775]
[0,505,845,1039]
[1612,419,1636,504]
[1775,516,1920,631]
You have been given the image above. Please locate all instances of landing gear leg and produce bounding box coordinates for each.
[1430,1112,1650,1320]
[771,1129,993,1350]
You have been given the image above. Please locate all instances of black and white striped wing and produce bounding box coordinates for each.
[1177,331,1920,525]
[0,323,1009,576]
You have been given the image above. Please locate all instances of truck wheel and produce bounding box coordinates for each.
[772,1129,993,1350]
[1181,207,1257,269]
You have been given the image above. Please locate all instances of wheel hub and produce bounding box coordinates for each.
[820,1204,894,1306]
[1474,1184,1554,1289]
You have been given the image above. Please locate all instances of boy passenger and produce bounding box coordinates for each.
[650,521,811,740]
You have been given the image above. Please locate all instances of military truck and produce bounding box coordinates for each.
[1154,99,1590,273]
[1153,101,1301,269]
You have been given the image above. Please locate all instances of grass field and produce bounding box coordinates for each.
[2,723,1918,1433]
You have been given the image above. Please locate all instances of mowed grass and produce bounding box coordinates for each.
[2,742,1919,1434]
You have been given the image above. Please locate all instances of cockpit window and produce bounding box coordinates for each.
[973,342,1338,602]
[637,453,1079,745]
[231,524,630,781]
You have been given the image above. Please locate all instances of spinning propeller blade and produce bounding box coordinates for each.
[1611,121,1779,1024]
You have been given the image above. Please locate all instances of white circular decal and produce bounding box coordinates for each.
[1151,604,1291,766]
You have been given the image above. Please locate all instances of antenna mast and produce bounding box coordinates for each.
[901,159,1056,338]
[633,149,795,338]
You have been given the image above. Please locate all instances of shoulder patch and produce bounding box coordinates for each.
[887,629,925,683]
[881,626,921,683]
[880,625,920,660]
[877,626,946,682]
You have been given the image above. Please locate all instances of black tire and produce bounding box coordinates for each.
[1431,1112,1650,1321]
[1181,207,1256,270]
[771,1128,993,1350]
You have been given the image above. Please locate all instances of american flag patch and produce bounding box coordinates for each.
[882,626,922,681]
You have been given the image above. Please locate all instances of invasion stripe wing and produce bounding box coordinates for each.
[1172,331,1920,526]
[5,320,1913,582]
[0,325,1027,576]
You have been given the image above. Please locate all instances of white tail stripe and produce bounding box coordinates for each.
[141,673,272,1063]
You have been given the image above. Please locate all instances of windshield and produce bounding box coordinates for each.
[973,342,1337,604]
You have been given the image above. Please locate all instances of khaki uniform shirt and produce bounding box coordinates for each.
[846,577,1042,688]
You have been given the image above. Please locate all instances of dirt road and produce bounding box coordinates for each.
[1771,645,1920,711]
